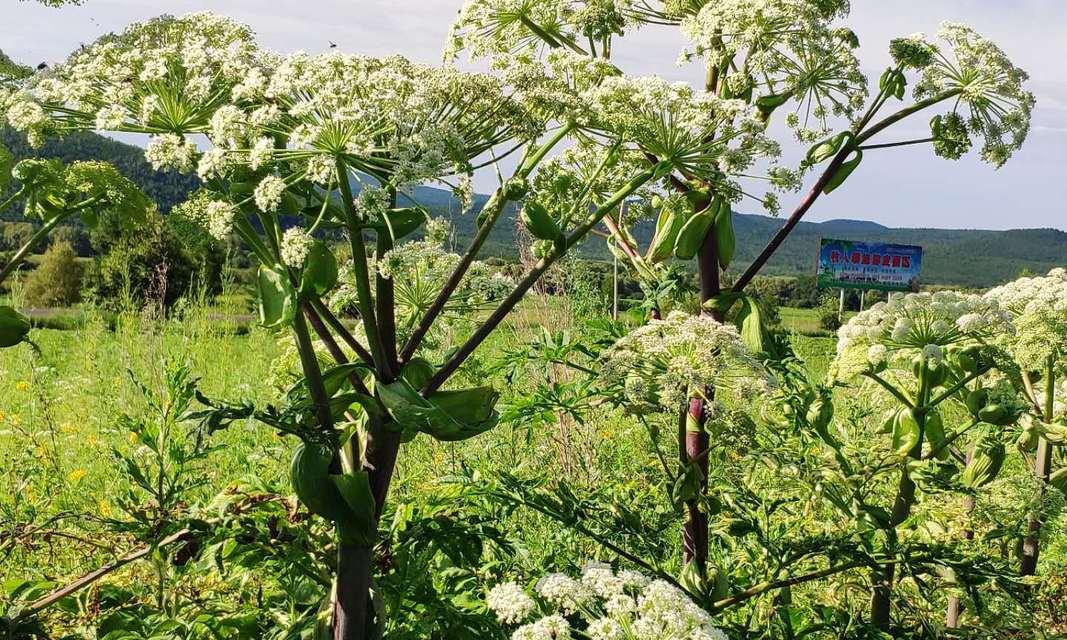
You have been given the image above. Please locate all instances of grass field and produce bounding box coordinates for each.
[0,298,834,583]
[2,296,1061,638]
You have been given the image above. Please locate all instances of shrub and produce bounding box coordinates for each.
[83,214,222,310]
[22,241,83,307]
[817,293,842,331]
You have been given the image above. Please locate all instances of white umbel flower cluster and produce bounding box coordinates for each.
[488,564,728,640]
[144,134,197,173]
[280,228,312,268]
[486,582,537,624]
[601,311,772,412]
[253,175,286,213]
[831,290,1012,381]
[5,13,272,145]
[678,0,864,136]
[985,268,1067,372]
[912,23,1035,167]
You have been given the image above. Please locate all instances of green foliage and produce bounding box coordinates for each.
[83,213,222,309]
[0,127,199,217]
[22,240,83,307]
[817,293,842,330]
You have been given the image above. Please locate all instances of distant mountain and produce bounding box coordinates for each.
[409,184,1066,289]
[3,127,1060,288]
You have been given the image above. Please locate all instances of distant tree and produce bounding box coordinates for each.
[788,274,822,308]
[23,240,82,307]
[817,292,842,331]
[83,213,221,309]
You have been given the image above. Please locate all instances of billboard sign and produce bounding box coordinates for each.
[816,238,922,292]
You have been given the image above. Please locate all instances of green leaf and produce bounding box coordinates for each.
[289,442,350,522]
[379,206,427,240]
[651,159,675,181]
[520,201,562,241]
[714,201,735,269]
[0,305,31,348]
[332,471,377,545]
[399,358,435,390]
[647,207,686,264]
[702,291,744,317]
[822,150,863,195]
[756,92,791,117]
[735,295,764,354]
[924,412,948,460]
[256,265,296,330]
[961,439,1005,488]
[672,197,718,261]
[378,378,499,442]
[893,412,921,455]
[431,386,499,427]
[299,241,338,297]
[805,132,853,166]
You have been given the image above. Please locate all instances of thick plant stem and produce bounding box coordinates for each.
[292,307,335,433]
[309,298,375,368]
[1020,358,1056,576]
[335,160,392,382]
[871,372,929,629]
[376,188,399,368]
[947,449,976,628]
[333,544,373,640]
[870,463,918,627]
[294,302,370,640]
[683,397,710,569]
[682,207,720,570]
[1020,438,1052,575]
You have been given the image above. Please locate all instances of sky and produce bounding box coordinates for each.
[5,0,1066,232]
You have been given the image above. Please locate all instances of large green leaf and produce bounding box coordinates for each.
[378,378,499,442]
[332,471,377,545]
[257,265,296,330]
[0,305,31,348]
[647,206,686,264]
[714,203,735,269]
[735,294,764,354]
[379,205,428,241]
[299,241,338,297]
[823,150,863,195]
[672,202,716,261]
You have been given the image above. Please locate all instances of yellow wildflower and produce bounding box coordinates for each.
[15,381,30,392]
[98,500,112,518]
[128,431,139,444]
[67,468,87,483]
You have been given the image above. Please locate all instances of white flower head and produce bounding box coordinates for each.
[254,174,286,213]
[486,582,536,625]
[145,134,197,173]
[280,228,312,267]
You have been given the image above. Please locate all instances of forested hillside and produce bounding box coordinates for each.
[420,186,1066,288]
